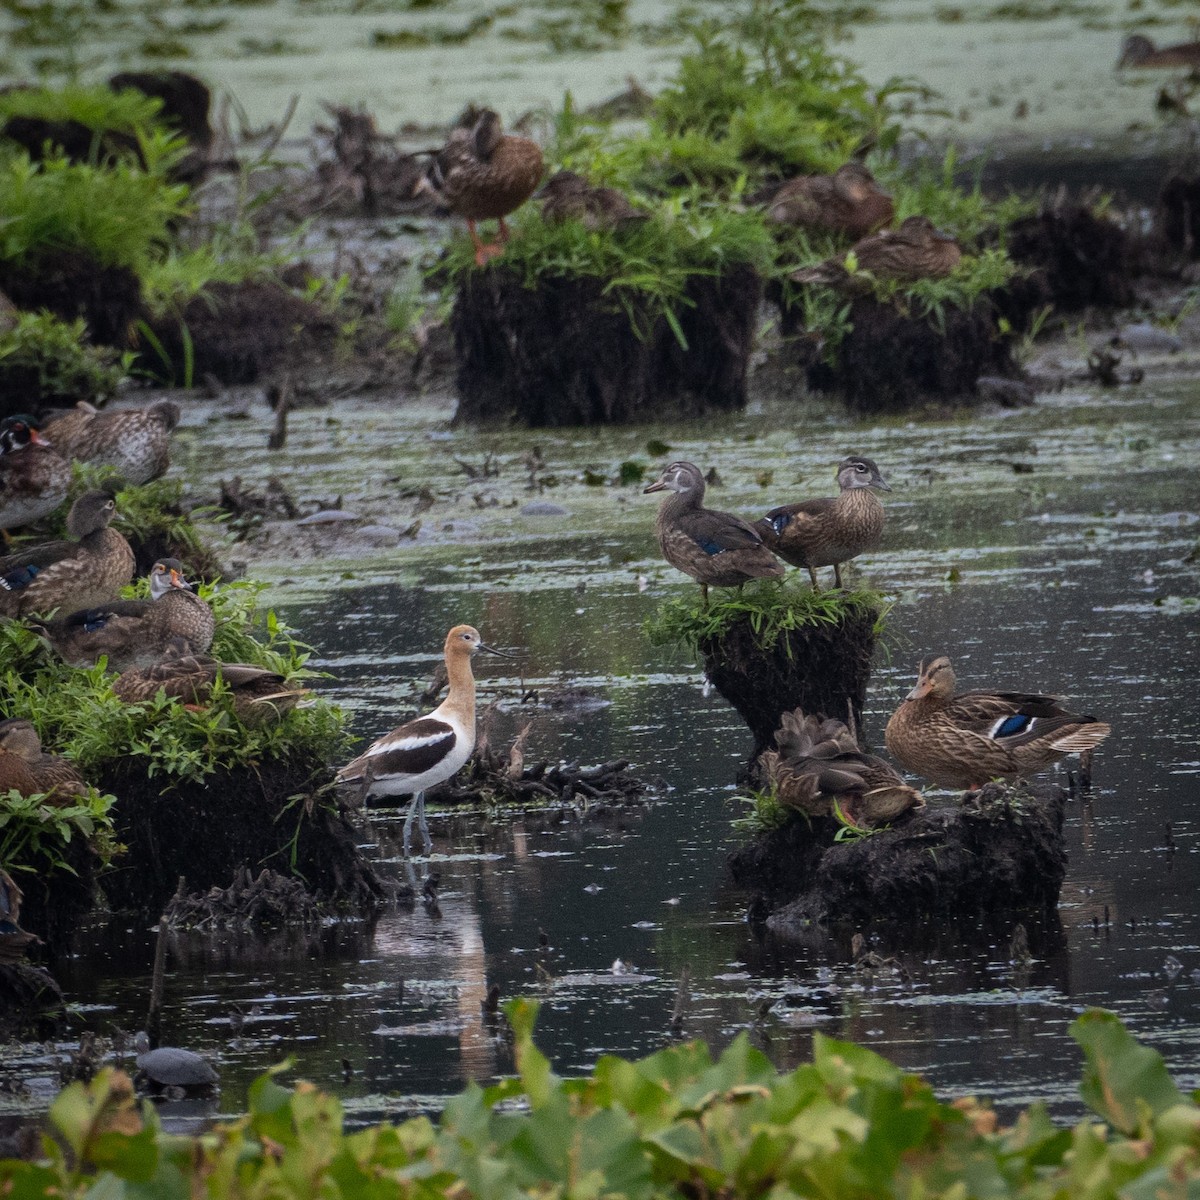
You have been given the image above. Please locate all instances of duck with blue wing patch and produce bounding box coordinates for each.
[643,461,784,606]
[336,624,515,857]
[885,655,1112,791]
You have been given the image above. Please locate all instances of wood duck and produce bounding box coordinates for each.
[0,488,134,617]
[759,706,923,826]
[0,718,88,800]
[113,640,308,726]
[35,558,215,672]
[41,400,181,485]
[756,456,890,590]
[0,415,71,535]
[643,461,784,604]
[537,170,645,230]
[765,162,895,239]
[1118,34,1200,68]
[790,215,962,287]
[414,108,544,266]
[884,656,1112,791]
[337,625,514,857]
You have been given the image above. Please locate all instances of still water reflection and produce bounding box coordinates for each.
[6,376,1199,1132]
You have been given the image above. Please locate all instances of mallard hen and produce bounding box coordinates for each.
[790,215,962,287]
[765,162,894,239]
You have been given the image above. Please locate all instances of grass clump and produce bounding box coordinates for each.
[0,312,132,404]
[732,784,791,835]
[0,84,166,139]
[645,577,888,654]
[0,786,117,878]
[0,582,349,785]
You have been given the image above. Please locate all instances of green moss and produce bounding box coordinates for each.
[644,578,888,654]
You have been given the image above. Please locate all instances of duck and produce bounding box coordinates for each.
[537,170,645,230]
[884,656,1112,791]
[759,706,923,826]
[336,624,514,856]
[0,415,71,536]
[414,108,544,266]
[41,400,181,485]
[112,639,308,726]
[765,162,895,239]
[34,558,215,672]
[0,869,38,964]
[0,488,135,617]
[755,456,890,591]
[643,461,784,605]
[790,215,962,287]
[0,718,88,800]
[1118,34,1200,69]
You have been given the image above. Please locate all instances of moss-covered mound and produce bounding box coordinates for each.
[647,581,884,756]
[730,781,1066,932]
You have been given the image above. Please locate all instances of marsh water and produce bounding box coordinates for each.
[3,341,1197,1131]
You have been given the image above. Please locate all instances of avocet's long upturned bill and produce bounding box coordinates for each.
[336,625,513,857]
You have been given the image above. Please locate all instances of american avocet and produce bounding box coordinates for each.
[336,624,513,856]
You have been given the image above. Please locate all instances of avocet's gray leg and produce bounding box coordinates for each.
[415,791,432,855]
[402,792,418,858]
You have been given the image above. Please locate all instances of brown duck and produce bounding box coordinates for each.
[415,108,544,266]
[759,706,923,826]
[0,488,134,617]
[41,400,181,485]
[0,718,88,801]
[643,461,784,604]
[1118,34,1200,68]
[113,640,308,726]
[885,656,1112,791]
[36,558,215,671]
[0,415,72,535]
[537,170,645,230]
[765,162,894,239]
[756,456,890,591]
[790,215,962,287]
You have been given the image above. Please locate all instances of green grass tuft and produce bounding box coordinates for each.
[0,84,166,138]
[644,577,888,654]
[731,784,793,835]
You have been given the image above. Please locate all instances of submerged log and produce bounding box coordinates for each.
[451,264,762,425]
[96,755,385,917]
[729,781,1066,933]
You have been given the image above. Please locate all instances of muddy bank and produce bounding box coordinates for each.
[0,963,66,1040]
[729,781,1067,934]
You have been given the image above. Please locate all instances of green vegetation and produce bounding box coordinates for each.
[0,312,131,404]
[0,580,349,784]
[0,85,165,138]
[0,786,117,877]
[645,579,887,654]
[6,1003,1199,1199]
[733,782,790,833]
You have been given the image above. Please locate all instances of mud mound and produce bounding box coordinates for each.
[729,781,1066,932]
[0,116,139,167]
[451,264,762,425]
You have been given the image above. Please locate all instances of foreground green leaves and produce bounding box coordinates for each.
[4,1004,1198,1199]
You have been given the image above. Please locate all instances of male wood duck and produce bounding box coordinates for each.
[35,558,215,672]
[643,461,784,604]
[42,400,181,485]
[537,170,645,230]
[884,656,1112,791]
[0,488,134,617]
[113,640,308,726]
[765,162,895,239]
[0,415,71,535]
[0,718,88,800]
[759,706,923,826]
[337,625,515,856]
[755,456,890,590]
[1118,34,1200,68]
[790,215,962,287]
[415,108,544,266]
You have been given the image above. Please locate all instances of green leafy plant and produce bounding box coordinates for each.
[0,786,116,877]
[0,84,165,138]
[732,783,791,834]
[0,311,131,403]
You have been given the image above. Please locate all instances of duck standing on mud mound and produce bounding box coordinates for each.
[0,488,134,617]
[35,558,214,671]
[790,215,962,287]
[759,706,923,827]
[756,456,890,591]
[0,416,71,538]
[885,656,1112,791]
[337,624,515,857]
[765,162,894,239]
[643,461,784,605]
[42,400,181,485]
[415,108,544,267]
[537,170,645,230]
[1118,34,1200,68]
[0,719,88,800]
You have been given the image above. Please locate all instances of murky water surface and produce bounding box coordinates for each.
[3,349,1197,1132]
